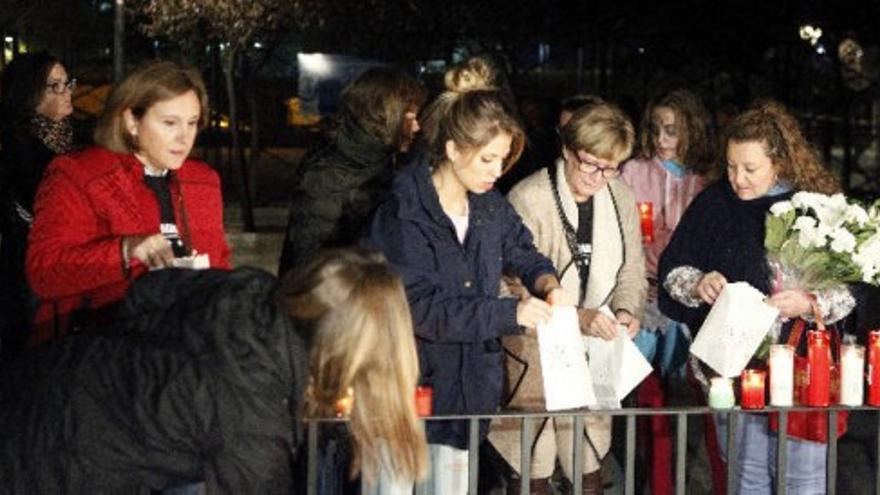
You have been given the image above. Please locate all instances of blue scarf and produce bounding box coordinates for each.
[765,180,793,197]
[661,159,686,178]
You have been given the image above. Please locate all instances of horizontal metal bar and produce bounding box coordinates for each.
[301,405,877,424]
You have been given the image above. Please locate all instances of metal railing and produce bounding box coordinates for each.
[303,405,880,495]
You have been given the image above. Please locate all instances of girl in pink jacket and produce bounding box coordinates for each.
[620,89,717,495]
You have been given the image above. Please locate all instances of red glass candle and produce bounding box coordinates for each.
[415,385,433,417]
[741,369,766,409]
[806,330,831,407]
[637,202,654,245]
[868,330,880,406]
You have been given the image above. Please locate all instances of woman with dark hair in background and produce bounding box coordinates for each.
[0,52,77,358]
[277,67,427,279]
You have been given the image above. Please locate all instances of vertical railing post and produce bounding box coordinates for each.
[827,410,838,495]
[307,422,318,495]
[625,414,636,495]
[520,417,533,495]
[468,418,479,495]
[573,414,585,493]
[776,410,788,495]
[415,420,428,495]
[726,411,739,495]
[876,412,880,495]
[675,413,687,494]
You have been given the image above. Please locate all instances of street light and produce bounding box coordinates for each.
[799,24,822,46]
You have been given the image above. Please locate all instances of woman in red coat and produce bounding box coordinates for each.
[26,60,231,344]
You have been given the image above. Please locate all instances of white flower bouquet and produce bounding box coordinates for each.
[754,191,879,360]
[764,191,880,291]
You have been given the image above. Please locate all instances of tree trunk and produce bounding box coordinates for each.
[223,47,255,232]
[246,78,261,208]
[113,0,125,84]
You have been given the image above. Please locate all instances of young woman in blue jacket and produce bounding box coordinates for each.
[366,57,571,494]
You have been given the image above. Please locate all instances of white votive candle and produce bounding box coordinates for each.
[709,377,735,409]
[769,344,794,407]
[840,344,865,406]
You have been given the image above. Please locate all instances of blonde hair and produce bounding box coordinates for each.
[560,102,635,164]
[724,100,841,195]
[94,60,209,153]
[639,89,715,174]
[422,57,524,172]
[443,57,497,92]
[281,248,427,484]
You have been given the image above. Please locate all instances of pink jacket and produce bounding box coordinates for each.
[620,156,706,280]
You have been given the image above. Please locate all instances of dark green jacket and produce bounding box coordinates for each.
[278,117,395,277]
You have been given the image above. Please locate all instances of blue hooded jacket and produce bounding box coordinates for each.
[366,162,556,448]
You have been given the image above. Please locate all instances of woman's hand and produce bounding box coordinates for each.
[545,287,576,306]
[615,309,641,339]
[123,234,173,269]
[578,309,618,341]
[693,271,727,305]
[516,297,552,330]
[766,290,813,319]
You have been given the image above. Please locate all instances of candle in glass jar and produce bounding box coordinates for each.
[868,330,880,406]
[415,385,433,417]
[741,369,766,409]
[840,344,865,406]
[637,202,654,245]
[769,344,794,406]
[709,377,735,409]
[806,330,831,407]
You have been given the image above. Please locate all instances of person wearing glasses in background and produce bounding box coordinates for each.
[489,102,647,495]
[0,52,78,359]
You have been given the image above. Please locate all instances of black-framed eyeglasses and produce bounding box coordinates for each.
[572,156,620,178]
[46,78,77,95]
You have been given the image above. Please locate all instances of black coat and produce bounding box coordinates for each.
[278,117,395,277]
[0,268,309,493]
[0,128,57,356]
[365,162,556,449]
[658,180,794,335]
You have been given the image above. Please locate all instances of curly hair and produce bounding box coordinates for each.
[723,100,840,195]
[639,89,715,175]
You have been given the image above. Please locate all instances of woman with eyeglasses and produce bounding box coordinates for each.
[0,52,78,358]
[488,102,647,495]
[25,60,231,345]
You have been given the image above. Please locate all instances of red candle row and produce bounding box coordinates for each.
[742,329,880,409]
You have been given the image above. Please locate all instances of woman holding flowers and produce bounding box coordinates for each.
[658,100,854,494]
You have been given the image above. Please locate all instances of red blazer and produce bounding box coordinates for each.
[26,146,231,344]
